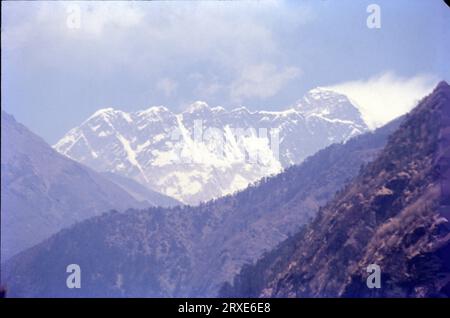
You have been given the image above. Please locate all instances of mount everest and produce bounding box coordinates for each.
[54,88,368,204]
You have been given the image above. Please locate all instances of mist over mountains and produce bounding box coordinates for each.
[2,0,449,301]
[2,82,448,298]
[1,99,400,297]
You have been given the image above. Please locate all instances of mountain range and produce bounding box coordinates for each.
[0,111,178,261]
[220,81,450,298]
[3,82,448,298]
[1,97,399,297]
[54,88,368,205]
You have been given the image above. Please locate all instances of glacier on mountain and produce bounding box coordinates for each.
[54,88,368,204]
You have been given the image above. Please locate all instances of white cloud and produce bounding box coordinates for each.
[2,1,315,109]
[78,2,144,36]
[2,1,312,73]
[156,78,178,97]
[188,73,224,100]
[230,63,301,102]
[326,72,438,129]
[4,1,144,38]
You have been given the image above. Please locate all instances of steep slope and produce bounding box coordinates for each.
[2,113,397,297]
[100,172,181,207]
[221,81,450,298]
[188,115,400,297]
[54,89,368,204]
[1,112,153,260]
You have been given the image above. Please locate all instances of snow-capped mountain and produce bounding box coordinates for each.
[54,88,368,204]
[3,107,403,298]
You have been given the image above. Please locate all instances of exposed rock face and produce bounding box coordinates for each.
[220,81,450,298]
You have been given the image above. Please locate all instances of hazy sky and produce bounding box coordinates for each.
[2,0,450,143]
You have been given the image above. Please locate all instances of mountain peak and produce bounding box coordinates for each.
[297,88,366,127]
[147,105,169,112]
[185,101,210,113]
[408,80,450,118]
[85,107,134,125]
[307,86,339,97]
[88,107,116,119]
[432,80,450,97]
[138,105,171,116]
[231,106,250,113]
[435,80,449,90]
[211,106,226,113]
[1,110,16,125]
[299,87,352,107]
